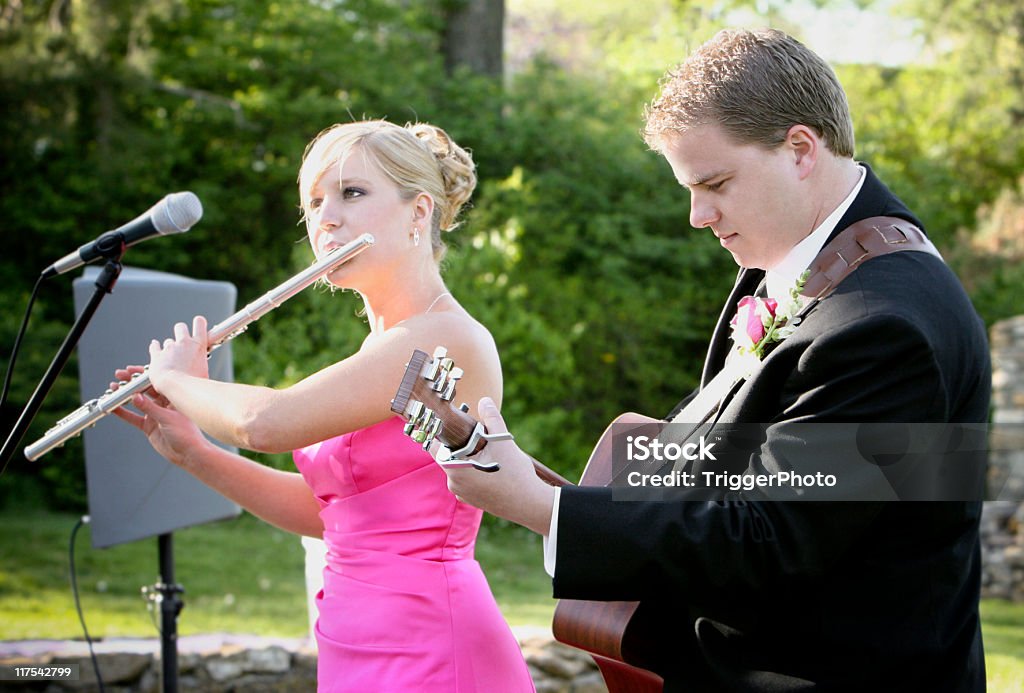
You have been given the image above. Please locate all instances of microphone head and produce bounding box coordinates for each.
[153,191,203,235]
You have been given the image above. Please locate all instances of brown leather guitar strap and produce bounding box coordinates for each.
[799,216,936,302]
[669,216,936,427]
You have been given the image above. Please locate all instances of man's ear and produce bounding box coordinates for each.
[786,124,819,181]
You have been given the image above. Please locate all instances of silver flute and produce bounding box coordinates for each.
[25,233,374,461]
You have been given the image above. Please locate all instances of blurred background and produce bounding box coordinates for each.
[1,2,1023,681]
[2,0,1023,509]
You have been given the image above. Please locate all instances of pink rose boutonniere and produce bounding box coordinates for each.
[728,271,809,380]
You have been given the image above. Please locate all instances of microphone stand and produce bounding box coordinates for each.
[0,245,126,466]
[2,239,188,693]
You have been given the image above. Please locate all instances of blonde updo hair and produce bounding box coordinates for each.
[299,120,477,261]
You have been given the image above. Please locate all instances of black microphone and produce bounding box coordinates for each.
[41,191,203,278]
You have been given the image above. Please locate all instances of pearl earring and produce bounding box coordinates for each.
[412,226,420,247]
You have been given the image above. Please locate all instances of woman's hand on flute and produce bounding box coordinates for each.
[147,315,211,390]
[110,366,212,469]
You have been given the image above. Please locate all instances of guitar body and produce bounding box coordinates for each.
[552,413,665,692]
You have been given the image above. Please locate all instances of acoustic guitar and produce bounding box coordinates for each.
[391,347,664,692]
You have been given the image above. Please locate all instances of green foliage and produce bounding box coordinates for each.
[3,0,1023,509]
[454,63,733,460]
[839,61,1023,247]
[0,0,449,504]
[508,0,722,83]
[945,173,1024,327]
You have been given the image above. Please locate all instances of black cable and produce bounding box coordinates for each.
[69,516,106,693]
[1,273,44,411]
[0,273,44,477]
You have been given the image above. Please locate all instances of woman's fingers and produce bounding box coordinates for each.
[132,393,166,416]
[192,315,208,346]
[110,365,147,391]
[111,391,170,429]
[173,321,190,341]
[111,404,145,429]
[114,365,144,379]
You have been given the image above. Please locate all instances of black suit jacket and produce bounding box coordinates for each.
[554,166,990,692]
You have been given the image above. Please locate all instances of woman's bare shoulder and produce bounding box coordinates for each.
[385,309,503,404]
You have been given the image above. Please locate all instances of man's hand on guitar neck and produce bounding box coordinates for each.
[434,396,556,537]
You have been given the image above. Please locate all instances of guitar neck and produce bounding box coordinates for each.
[531,458,571,487]
[439,409,571,486]
[422,400,571,486]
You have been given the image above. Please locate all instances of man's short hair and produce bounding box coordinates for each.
[644,28,855,157]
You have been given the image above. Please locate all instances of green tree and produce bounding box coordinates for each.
[0,0,455,507]
[10,0,1019,511]
[445,63,734,469]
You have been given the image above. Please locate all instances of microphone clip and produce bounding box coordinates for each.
[92,231,129,262]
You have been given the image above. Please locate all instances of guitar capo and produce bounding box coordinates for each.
[436,421,514,473]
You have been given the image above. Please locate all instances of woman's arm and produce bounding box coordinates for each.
[147,312,502,454]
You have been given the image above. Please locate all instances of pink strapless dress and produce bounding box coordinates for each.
[293,417,535,692]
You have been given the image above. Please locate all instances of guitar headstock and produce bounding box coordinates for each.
[390,347,497,468]
[391,346,572,485]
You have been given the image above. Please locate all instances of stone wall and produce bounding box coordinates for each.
[0,635,608,693]
[981,315,1024,601]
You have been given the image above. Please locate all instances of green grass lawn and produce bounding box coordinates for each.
[1,508,1021,691]
[0,510,310,640]
[981,599,1024,692]
[0,508,552,640]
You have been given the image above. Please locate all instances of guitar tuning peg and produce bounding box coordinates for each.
[424,348,450,380]
[403,401,430,436]
[448,367,463,381]
[411,415,443,449]
[408,408,437,444]
[440,378,458,402]
[422,417,443,450]
[403,401,424,432]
